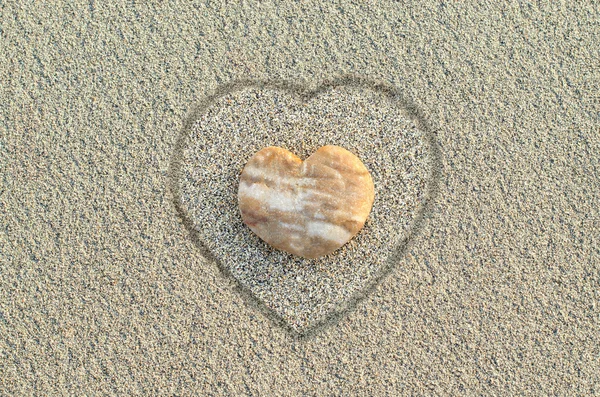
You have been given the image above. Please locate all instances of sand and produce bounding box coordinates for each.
[1,1,599,395]
[172,79,435,335]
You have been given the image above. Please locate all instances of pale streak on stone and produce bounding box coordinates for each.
[306,221,353,244]
[243,166,317,187]
[239,182,302,212]
[238,145,375,259]
[279,222,304,232]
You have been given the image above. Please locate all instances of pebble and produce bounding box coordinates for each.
[238,145,375,259]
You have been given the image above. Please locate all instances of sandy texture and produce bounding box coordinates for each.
[175,81,431,335]
[1,1,599,395]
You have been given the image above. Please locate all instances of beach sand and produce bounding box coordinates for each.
[1,1,598,395]
[174,80,434,335]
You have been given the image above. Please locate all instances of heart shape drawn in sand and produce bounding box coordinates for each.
[238,145,375,259]
[169,77,440,338]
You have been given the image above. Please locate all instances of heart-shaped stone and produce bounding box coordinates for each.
[170,78,439,337]
[238,145,375,259]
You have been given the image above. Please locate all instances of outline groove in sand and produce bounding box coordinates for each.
[168,76,442,339]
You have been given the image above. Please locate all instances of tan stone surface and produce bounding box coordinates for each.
[238,145,375,258]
